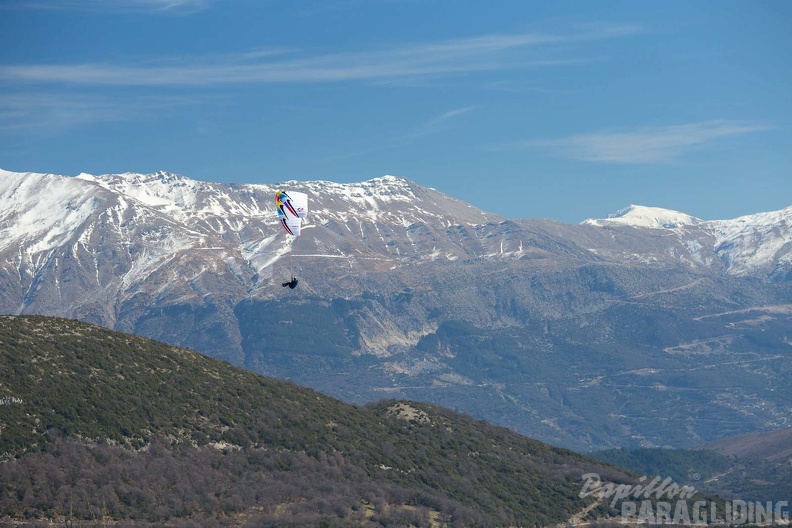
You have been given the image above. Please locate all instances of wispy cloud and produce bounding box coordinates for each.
[408,107,475,139]
[0,92,211,135]
[0,25,643,87]
[1,0,214,14]
[483,80,581,95]
[322,107,477,162]
[520,121,771,164]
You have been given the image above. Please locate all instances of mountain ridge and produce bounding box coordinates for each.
[1,168,791,451]
[583,201,792,277]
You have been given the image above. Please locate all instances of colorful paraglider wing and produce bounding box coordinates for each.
[278,208,302,236]
[288,191,308,219]
[275,190,304,236]
[275,190,300,218]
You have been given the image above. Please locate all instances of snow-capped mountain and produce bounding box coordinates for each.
[0,169,502,311]
[0,168,514,360]
[584,204,792,279]
[582,204,702,229]
[2,168,791,452]
[709,206,792,277]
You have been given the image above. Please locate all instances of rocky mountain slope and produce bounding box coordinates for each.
[1,168,791,451]
[0,315,633,526]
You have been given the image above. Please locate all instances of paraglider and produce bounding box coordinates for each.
[275,190,308,289]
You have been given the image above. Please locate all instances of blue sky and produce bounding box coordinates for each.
[1,0,790,223]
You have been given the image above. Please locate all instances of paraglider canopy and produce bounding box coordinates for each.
[275,190,308,288]
[276,190,307,236]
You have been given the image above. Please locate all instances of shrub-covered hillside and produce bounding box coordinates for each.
[0,316,631,526]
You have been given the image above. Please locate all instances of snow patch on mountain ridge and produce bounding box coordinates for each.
[709,206,792,276]
[0,170,100,254]
[582,205,702,229]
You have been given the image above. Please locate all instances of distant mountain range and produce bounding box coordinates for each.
[0,315,634,526]
[1,168,791,451]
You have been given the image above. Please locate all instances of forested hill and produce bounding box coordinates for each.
[0,315,631,527]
